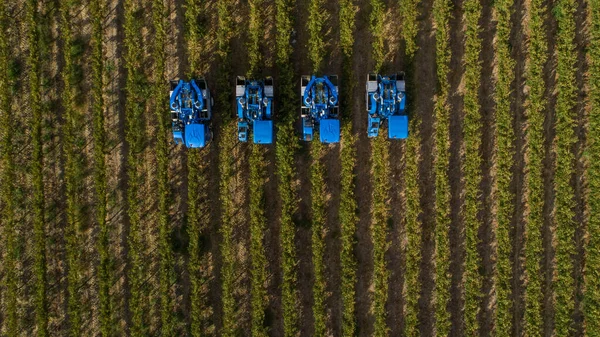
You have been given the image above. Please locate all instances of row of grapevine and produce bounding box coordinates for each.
[183,0,212,334]
[586,0,600,334]
[400,0,419,55]
[216,0,237,334]
[151,0,177,334]
[369,0,391,335]
[124,0,148,334]
[307,0,328,334]
[585,0,600,332]
[246,0,269,335]
[274,0,300,335]
[492,0,516,332]
[402,39,422,337]
[26,0,49,334]
[523,0,548,331]
[432,0,452,333]
[462,0,484,333]
[338,0,357,335]
[90,0,112,335]
[553,0,578,332]
[60,0,86,334]
[0,0,18,335]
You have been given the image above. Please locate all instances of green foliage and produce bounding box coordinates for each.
[338,0,357,335]
[432,0,452,333]
[59,1,87,335]
[492,0,516,333]
[370,0,385,72]
[523,0,548,333]
[275,0,300,335]
[310,139,327,336]
[90,0,113,335]
[399,0,419,57]
[247,0,263,78]
[462,0,483,334]
[0,1,18,335]
[403,92,422,337]
[308,0,326,73]
[371,134,390,337]
[124,0,148,334]
[151,0,177,334]
[183,1,210,335]
[307,0,330,334]
[553,0,578,333]
[216,2,237,336]
[246,2,269,335]
[585,0,600,333]
[369,2,392,335]
[26,0,49,334]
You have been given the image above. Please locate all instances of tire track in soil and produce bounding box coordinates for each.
[43,3,68,334]
[104,0,128,332]
[411,0,438,334]
[228,0,252,331]
[322,1,343,336]
[571,0,588,334]
[509,0,527,333]
[258,2,282,336]
[447,0,466,334]
[182,0,221,334]
[352,0,375,335]
[292,0,314,334]
[478,0,497,333]
[541,0,558,333]
[383,0,408,335]
[265,1,286,334]
[165,0,187,331]
[73,3,100,334]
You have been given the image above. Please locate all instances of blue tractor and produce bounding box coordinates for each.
[236,76,274,144]
[169,78,213,148]
[366,73,408,139]
[300,75,340,143]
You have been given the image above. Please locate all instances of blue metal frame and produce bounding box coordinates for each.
[301,75,340,143]
[169,78,212,148]
[366,73,408,139]
[236,77,274,144]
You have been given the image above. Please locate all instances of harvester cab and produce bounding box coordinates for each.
[366,73,408,139]
[300,75,340,143]
[169,78,213,148]
[236,76,274,144]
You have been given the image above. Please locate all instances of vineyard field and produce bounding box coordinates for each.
[0,0,596,336]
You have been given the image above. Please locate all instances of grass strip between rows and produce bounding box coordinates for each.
[585,0,600,332]
[492,0,516,333]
